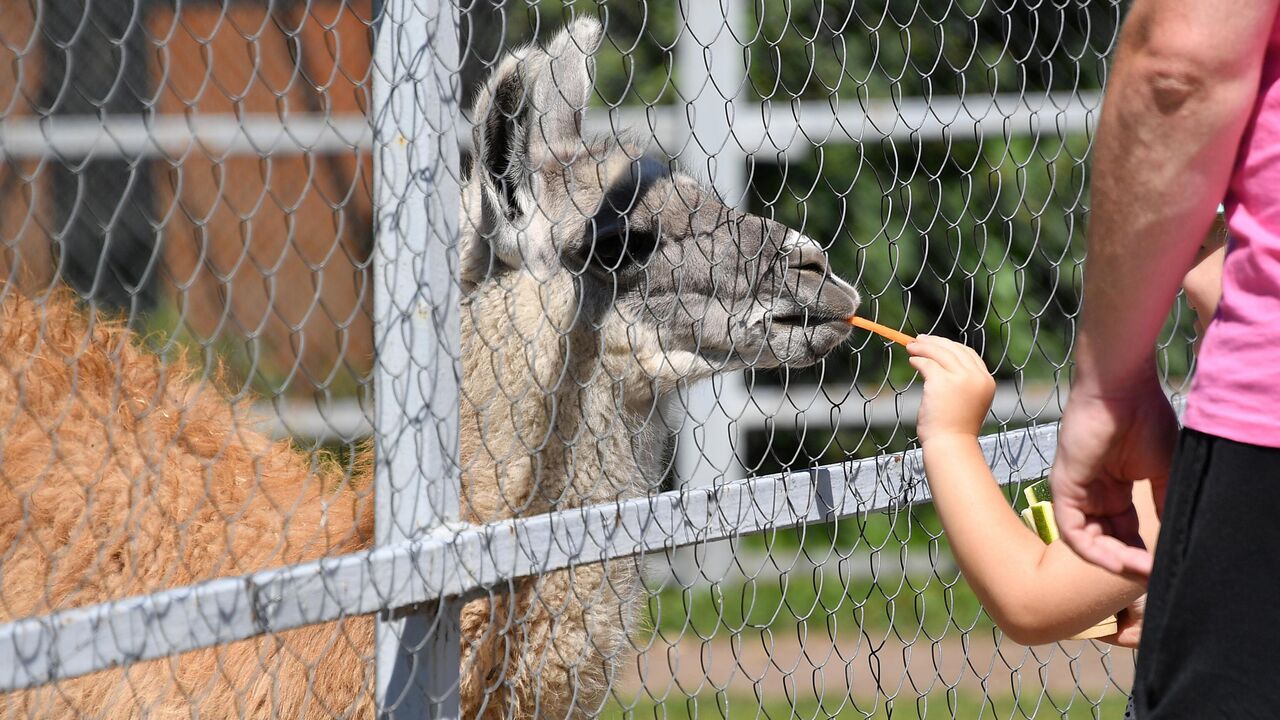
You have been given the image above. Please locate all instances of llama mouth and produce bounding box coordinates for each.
[767,311,852,328]
[755,322,854,366]
[759,312,856,365]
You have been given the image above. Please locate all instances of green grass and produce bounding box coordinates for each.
[643,563,991,642]
[600,691,1130,719]
[642,500,1001,643]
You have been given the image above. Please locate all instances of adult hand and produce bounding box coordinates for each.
[1049,378,1178,577]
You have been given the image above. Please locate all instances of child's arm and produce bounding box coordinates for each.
[909,336,1156,645]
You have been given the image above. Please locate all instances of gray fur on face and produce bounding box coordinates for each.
[461,17,860,382]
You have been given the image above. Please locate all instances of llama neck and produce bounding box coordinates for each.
[458,271,665,522]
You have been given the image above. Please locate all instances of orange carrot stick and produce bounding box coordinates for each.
[848,316,915,347]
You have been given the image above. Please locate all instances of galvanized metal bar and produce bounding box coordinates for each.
[370,0,462,716]
[250,381,1066,442]
[0,114,374,160]
[0,91,1103,160]
[671,0,750,586]
[0,421,1064,693]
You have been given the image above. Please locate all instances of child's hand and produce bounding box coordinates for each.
[908,335,995,443]
[1102,594,1146,649]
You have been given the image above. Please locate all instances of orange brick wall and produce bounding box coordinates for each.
[151,1,376,397]
[0,1,378,398]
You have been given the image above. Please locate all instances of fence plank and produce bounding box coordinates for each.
[669,0,751,587]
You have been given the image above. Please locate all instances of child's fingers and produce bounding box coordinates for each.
[936,338,985,375]
[907,355,942,380]
[960,344,990,375]
[911,336,990,379]
[906,336,957,369]
[910,335,968,371]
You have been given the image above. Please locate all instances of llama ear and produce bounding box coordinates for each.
[527,17,601,159]
[469,49,536,222]
[465,18,602,277]
[468,18,600,219]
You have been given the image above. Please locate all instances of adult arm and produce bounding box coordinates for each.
[1051,0,1280,575]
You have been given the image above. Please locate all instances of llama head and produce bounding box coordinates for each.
[461,18,860,390]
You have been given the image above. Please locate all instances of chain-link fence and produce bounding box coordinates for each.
[0,0,1198,717]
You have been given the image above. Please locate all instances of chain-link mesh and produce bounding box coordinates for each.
[0,0,1202,717]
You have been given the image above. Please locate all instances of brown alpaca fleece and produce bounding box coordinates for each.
[0,289,379,717]
[0,289,637,719]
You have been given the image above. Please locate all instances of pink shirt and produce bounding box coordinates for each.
[1184,26,1280,447]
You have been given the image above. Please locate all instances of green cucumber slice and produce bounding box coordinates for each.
[1020,507,1037,533]
[1027,501,1060,544]
[1022,479,1053,507]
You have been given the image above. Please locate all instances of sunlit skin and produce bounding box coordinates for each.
[1184,220,1228,348]
[1046,0,1280,578]
[907,229,1225,648]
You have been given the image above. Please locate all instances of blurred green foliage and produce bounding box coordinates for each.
[744,0,1119,101]
[749,133,1096,389]
[501,0,1123,104]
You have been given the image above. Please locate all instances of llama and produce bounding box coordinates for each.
[0,18,860,719]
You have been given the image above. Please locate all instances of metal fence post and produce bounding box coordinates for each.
[372,0,462,718]
[672,0,749,585]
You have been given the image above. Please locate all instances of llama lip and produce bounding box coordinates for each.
[762,317,855,363]
[768,311,855,327]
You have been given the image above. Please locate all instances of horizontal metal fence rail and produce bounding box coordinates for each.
[254,382,1065,441]
[0,114,374,160]
[0,422,1059,693]
[0,90,1101,161]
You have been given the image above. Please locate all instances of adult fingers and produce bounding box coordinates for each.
[1089,534,1154,579]
[1056,501,1153,578]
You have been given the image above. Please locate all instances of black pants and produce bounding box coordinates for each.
[1133,429,1280,718]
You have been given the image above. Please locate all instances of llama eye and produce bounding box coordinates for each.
[596,226,660,269]
[586,223,657,272]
